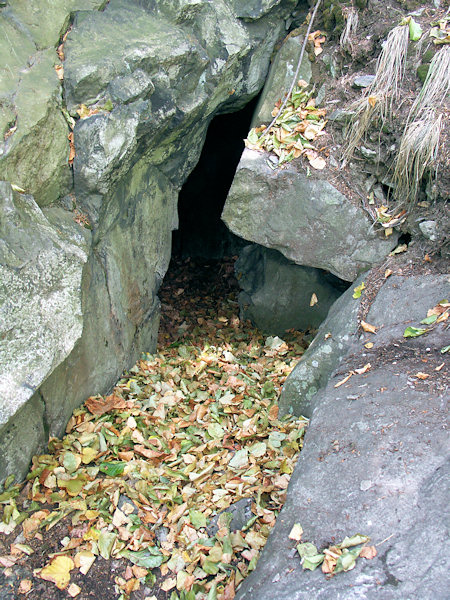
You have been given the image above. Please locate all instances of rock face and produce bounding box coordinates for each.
[237,272,450,599]
[223,149,398,282]
[0,182,89,478]
[235,245,346,335]
[0,0,298,484]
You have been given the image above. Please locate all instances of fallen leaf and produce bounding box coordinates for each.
[288,523,304,541]
[85,394,126,415]
[361,320,377,334]
[39,555,74,590]
[67,583,81,597]
[352,282,365,299]
[364,342,374,349]
[310,293,318,307]
[403,326,427,338]
[390,243,407,255]
[55,64,64,80]
[415,372,430,380]
[18,579,32,594]
[360,545,377,559]
[384,269,393,278]
[354,363,371,375]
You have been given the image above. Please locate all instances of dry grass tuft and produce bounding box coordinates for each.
[408,45,450,122]
[340,5,359,52]
[343,23,410,161]
[393,110,443,205]
[393,46,450,203]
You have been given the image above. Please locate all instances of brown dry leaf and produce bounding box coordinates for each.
[390,244,408,255]
[85,393,126,416]
[55,64,64,80]
[310,293,318,307]
[334,372,354,388]
[306,150,326,170]
[223,573,236,599]
[360,545,377,559]
[68,132,75,165]
[361,320,377,334]
[384,269,393,278]
[355,363,371,375]
[18,579,33,594]
[415,372,430,380]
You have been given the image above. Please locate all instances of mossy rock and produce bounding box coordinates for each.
[417,63,430,84]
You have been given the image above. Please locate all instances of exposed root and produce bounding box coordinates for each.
[343,23,410,161]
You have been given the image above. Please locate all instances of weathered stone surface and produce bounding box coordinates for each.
[3,0,106,49]
[222,149,398,281]
[238,273,450,600]
[251,32,312,127]
[279,274,364,417]
[235,245,346,335]
[0,393,46,484]
[0,182,89,431]
[0,0,297,484]
[40,159,175,437]
[0,42,71,205]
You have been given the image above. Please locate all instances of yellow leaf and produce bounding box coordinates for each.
[39,555,74,590]
[310,293,318,306]
[68,583,81,597]
[364,342,374,349]
[288,523,303,541]
[384,269,393,278]
[368,95,377,108]
[81,446,97,464]
[361,320,377,334]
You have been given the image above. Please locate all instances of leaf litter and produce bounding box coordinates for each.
[0,258,309,600]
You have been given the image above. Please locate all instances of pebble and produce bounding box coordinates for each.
[353,75,375,88]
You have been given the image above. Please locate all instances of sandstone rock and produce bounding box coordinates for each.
[222,149,398,281]
[235,245,346,335]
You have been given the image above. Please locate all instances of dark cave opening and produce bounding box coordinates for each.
[171,96,260,260]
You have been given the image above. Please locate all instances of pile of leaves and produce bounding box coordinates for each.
[0,259,309,600]
[244,82,328,170]
[288,524,377,576]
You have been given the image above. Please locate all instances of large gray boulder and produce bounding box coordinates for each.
[0,0,299,484]
[222,149,398,281]
[0,182,89,476]
[235,244,346,335]
[238,272,450,599]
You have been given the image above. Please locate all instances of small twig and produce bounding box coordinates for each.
[376,533,394,547]
[262,0,323,136]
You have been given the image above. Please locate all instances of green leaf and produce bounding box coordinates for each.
[207,423,224,440]
[202,560,219,575]
[120,548,164,569]
[440,345,450,354]
[247,129,259,144]
[207,582,217,600]
[334,547,362,572]
[99,462,126,477]
[408,17,423,41]
[403,326,427,338]
[353,282,365,299]
[63,452,80,474]
[229,448,248,469]
[420,314,437,325]
[297,542,325,570]
[98,530,117,559]
[339,534,370,548]
[189,509,207,529]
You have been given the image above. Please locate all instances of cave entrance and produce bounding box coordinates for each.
[172,97,259,260]
[158,97,259,346]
